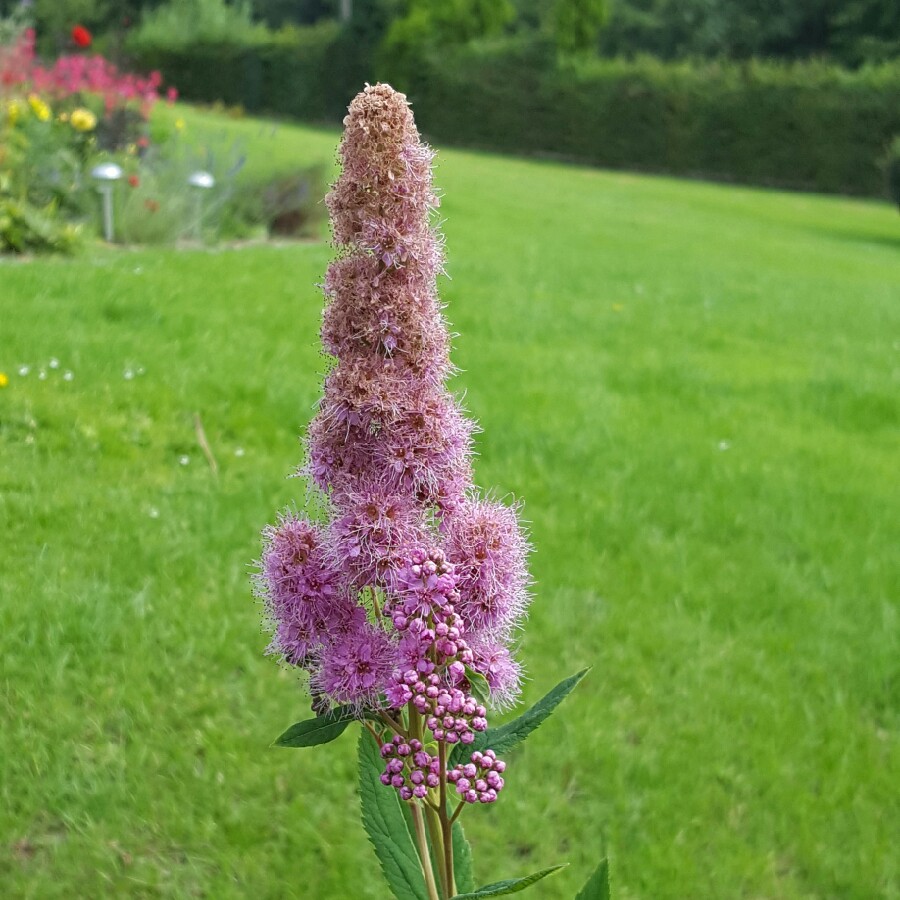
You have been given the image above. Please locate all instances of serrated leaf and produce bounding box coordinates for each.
[451,668,591,765]
[575,857,611,900]
[451,864,566,898]
[273,705,356,747]
[452,818,475,894]
[358,731,430,900]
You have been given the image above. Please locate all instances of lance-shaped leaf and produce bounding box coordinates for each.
[273,705,357,748]
[451,668,590,764]
[451,864,566,898]
[358,731,430,900]
[452,818,475,894]
[575,857,611,900]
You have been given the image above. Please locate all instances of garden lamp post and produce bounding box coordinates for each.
[91,162,123,242]
[187,170,215,240]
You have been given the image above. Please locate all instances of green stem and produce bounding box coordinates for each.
[438,742,456,897]
[411,802,441,900]
[424,804,447,898]
[380,710,406,735]
[411,708,449,898]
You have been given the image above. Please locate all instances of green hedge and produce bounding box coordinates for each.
[129,22,356,122]
[406,40,900,197]
[132,30,900,197]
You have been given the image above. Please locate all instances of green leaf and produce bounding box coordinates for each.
[451,865,566,898]
[273,706,357,748]
[452,819,475,894]
[358,731,430,900]
[575,858,611,900]
[465,666,491,706]
[451,668,591,765]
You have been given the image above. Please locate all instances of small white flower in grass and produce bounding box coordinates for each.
[179,455,190,466]
[718,440,731,451]
[148,507,160,519]
[18,365,29,376]
[124,368,134,380]
[49,358,59,369]
[234,447,245,457]
[38,369,47,380]
[63,371,74,381]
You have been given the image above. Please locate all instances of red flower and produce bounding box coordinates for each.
[166,87,178,104]
[137,136,150,149]
[71,25,92,48]
[128,175,140,188]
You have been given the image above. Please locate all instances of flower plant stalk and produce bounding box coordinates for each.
[257,84,605,900]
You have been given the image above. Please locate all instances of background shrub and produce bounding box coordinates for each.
[130,28,900,197]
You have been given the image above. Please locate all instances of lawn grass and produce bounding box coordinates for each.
[1,105,899,899]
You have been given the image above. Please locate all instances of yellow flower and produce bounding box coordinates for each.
[27,94,51,122]
[70,108,97,132]
[7,98,25,126]
[174,118,185,132]
[0,372,8,388]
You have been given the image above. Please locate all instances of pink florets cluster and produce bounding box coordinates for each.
[257,84,531,802]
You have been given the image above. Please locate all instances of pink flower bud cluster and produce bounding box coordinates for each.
[257,85,532,797]
[447,750,507,804]
[379,734,440,801]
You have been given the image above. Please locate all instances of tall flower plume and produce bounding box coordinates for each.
[256,84,531,805]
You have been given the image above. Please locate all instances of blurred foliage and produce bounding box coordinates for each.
[0,97,92,252]
[550,0,608,54]
[30,0,109,52]
[113,130,247,244]
[597,0,900,66]
[1,0,897,65]
[830,0,900,65]
[221,164,327,239]
[887,135,900,212]
[379,0,513,88]
[127,0,270,50]
[252,0,335,27]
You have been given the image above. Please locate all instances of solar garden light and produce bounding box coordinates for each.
[187,170,215,240]
[91,162,123,242]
